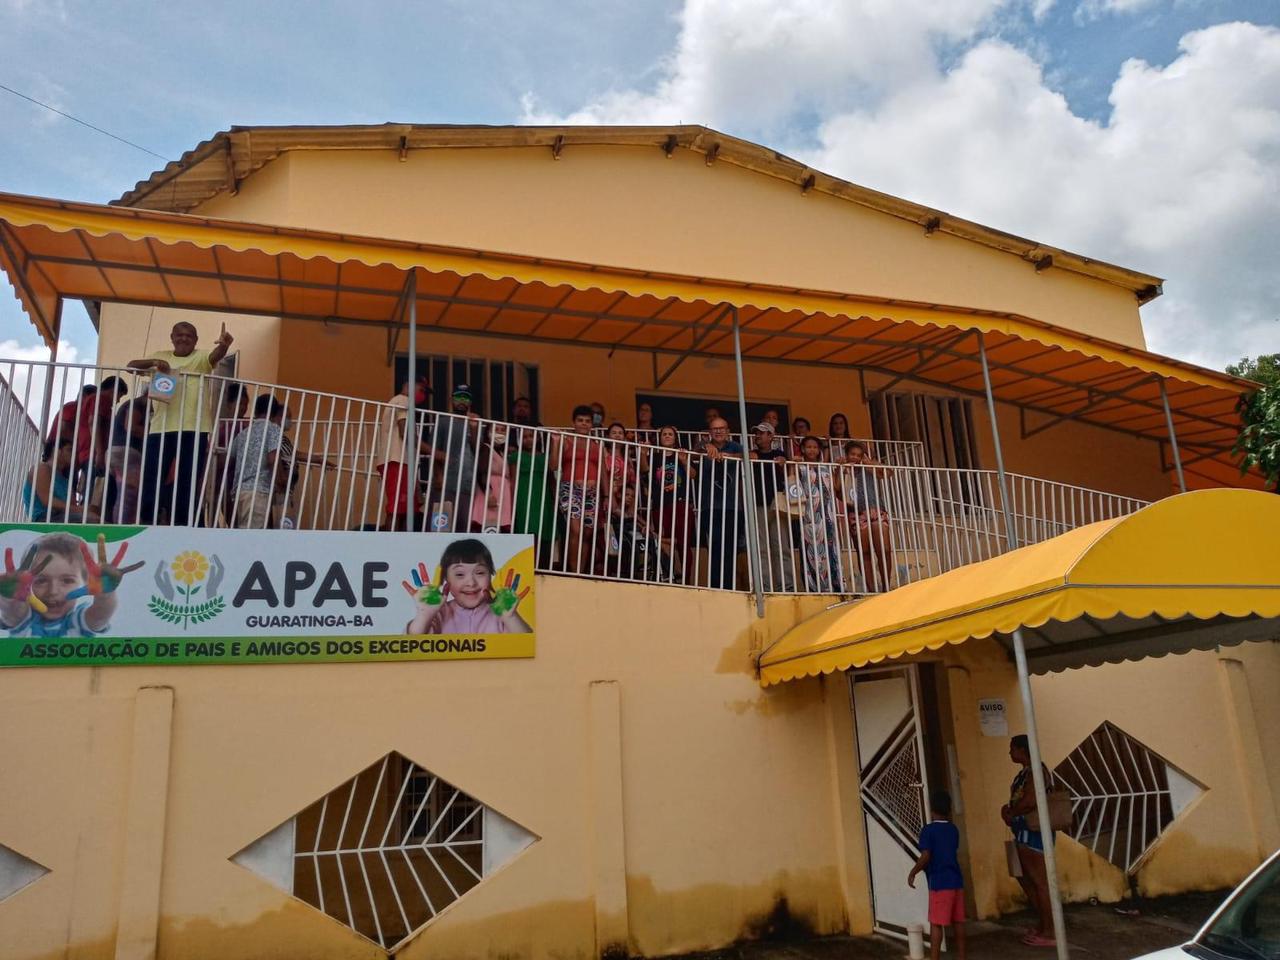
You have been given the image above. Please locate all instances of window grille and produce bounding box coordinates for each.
[394,353,539,422]
[232,752,537,950]
[1054,722,1204,874]
[869,390,980,472]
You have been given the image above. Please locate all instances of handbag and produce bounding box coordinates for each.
[1026,786,1073,832]
[1005,840,1024,878]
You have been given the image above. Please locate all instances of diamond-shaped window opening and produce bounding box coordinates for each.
[232,752,538,951]
[0,843,50,904]
[1053,722,1205,875]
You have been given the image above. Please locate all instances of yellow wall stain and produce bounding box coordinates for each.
[1135,833,1260,899]
[725,680,816,717]
[395,896,596,960]
[19,935,114,960]
[158,901,384,959]
[625,867,848,957]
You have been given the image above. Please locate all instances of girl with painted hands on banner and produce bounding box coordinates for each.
[401,538,531,635]
[1,533,144,637]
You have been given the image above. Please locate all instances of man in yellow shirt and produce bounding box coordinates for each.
[128,321,233,525]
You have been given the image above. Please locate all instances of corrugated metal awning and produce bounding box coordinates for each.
[758,489,1280,684]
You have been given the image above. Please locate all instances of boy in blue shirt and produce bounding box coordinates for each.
[908,789,966,960]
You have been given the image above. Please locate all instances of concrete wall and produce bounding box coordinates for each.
[0,578,1039,960]
[97,304,281,387]
[196,146,1148,348]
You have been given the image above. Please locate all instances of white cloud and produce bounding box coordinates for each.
[0,338,85,430]
[521,0,1018,134]
[808,22,1280,367]
[523,4,1279,370]
[1031,0,1058,22]
[1075,0,1161,24]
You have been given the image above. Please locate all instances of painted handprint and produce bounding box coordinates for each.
[491,568,530,618]
[0,544,51,613]
[401,562,445,608]
[67,534,145,599]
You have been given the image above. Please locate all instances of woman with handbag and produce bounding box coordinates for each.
[1001,734,1058,948]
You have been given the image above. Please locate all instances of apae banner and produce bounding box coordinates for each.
[0,524,536,667]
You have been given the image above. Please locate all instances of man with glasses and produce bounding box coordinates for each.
[699,418,744,589]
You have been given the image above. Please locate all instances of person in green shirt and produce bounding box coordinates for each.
[128,320,233,525]
[508,426,558,568]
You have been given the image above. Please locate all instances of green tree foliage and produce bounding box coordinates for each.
[1228,354,1280,491]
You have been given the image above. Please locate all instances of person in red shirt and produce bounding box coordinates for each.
[555,404,605,573]
[47,377,129,508]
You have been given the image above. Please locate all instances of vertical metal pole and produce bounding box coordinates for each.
[978,334,1069,960]
[38,298,64,432]
[404,271,418,529]
[731,307,765,617]
[1158,380,1186,494]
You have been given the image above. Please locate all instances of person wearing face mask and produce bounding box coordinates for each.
[377,376,431,531]
[128,320,234,525]
[590,401,606,430]
[428,384,479,532]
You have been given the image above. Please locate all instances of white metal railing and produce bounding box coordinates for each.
[0,370,42,523]
[599,427,928,468]
[0,357,1148,597]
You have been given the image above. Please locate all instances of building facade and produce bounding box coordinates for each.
[0,125,1275,960]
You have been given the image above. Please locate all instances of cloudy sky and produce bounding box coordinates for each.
[1,0,1276,373]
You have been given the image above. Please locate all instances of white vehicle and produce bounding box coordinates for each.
[1135,850,1280,960]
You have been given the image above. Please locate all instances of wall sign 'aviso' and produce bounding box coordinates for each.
[0,525,536,667]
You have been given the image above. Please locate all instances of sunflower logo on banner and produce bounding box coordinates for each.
[148,550,226,629]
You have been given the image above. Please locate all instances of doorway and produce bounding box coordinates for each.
[848,663,953,939]
[633,392,789,434]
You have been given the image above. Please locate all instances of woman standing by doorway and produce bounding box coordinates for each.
[1002,734,1057,948]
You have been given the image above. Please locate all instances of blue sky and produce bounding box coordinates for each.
[1,0,1277,371]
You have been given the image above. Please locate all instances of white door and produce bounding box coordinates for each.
[849,665,932,939]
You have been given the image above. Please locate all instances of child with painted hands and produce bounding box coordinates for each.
[401,537,531,634]
[1,532,144,637]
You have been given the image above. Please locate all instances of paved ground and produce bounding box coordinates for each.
[673,890,1228,960]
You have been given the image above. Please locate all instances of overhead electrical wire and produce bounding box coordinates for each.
[0,81,168,161]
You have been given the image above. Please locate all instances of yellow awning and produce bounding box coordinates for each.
[0,191,1259,488]
[759,488,1280,685]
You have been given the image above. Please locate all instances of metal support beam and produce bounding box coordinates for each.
[386,277,412,366]
[979,336,1069,960]
[1159,380,1186,493]
[1165,443,1234,471]
[731,307,765,618]
[38,298,63,431]
[386,323,400,366]
[1018,390,1111,440]
[867,331,974,396]
[654,304,732,388]
[404,271,419,527]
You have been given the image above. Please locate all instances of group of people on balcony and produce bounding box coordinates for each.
[25,321,355,532]
[375,379,896,593]
[22,320,895,594]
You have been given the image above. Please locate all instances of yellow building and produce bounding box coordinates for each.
[0,125,1276,960]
